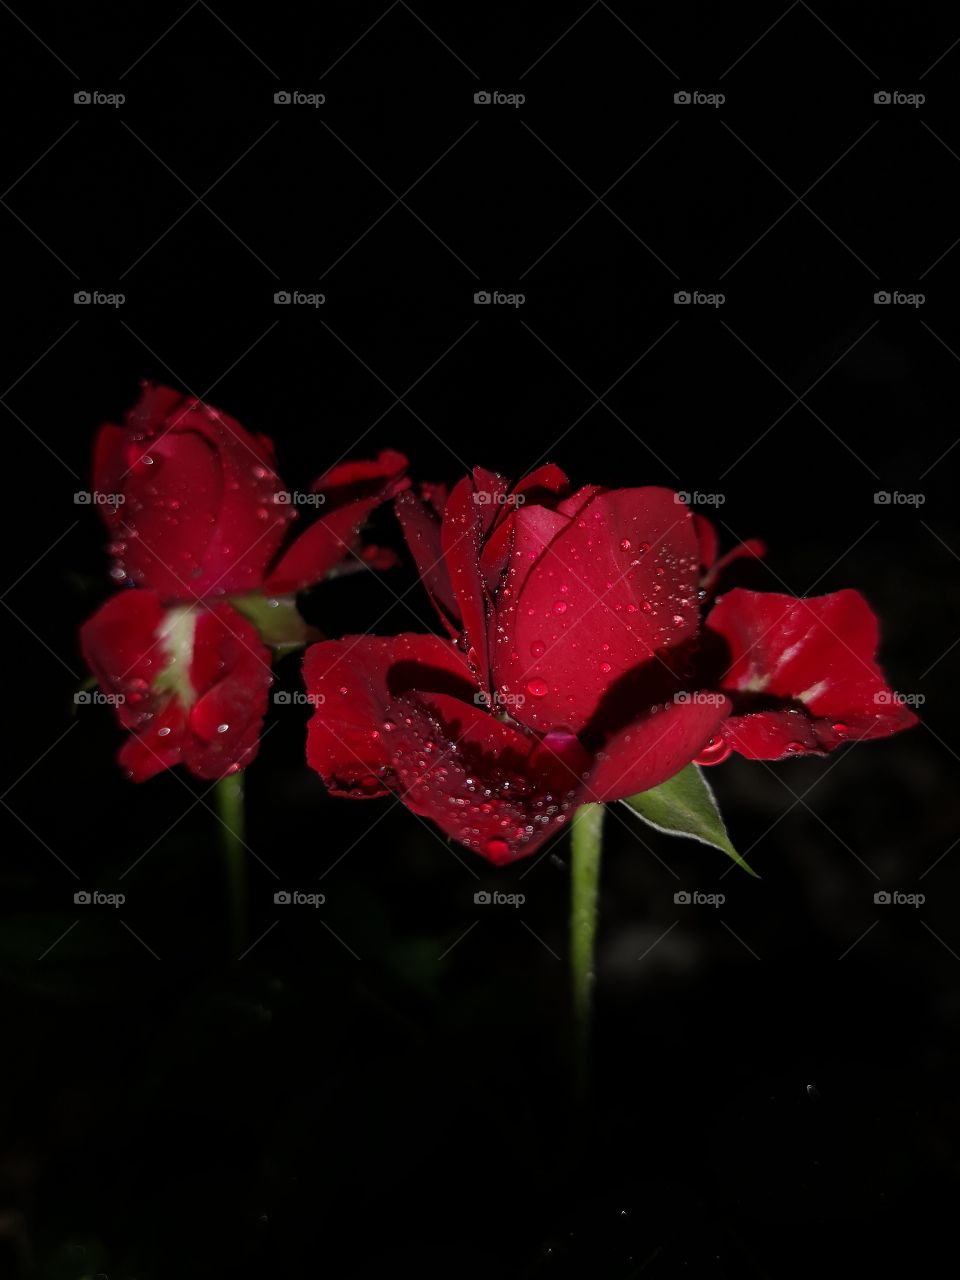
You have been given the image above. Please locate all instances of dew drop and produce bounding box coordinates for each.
[526,678,549,698]
[693,735,733,766]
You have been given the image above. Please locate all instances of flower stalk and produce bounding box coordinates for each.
[570,801,605,1089]
[215,770,247,955]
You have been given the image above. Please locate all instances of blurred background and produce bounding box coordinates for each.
[1,2,959,1275]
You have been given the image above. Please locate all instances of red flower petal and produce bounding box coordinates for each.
[79,589,167,731]
[385,691,583,863]
[183,605,272,779]
[92,424,128,525]
[693,513,719,572]
[440,476,489,687]
[492,488,701,734]
[704,587,918,759]
[81,592,272,781]
[510,463,570,506]
[586,696,731,801]
[304,633,475,797]
[112,386,293,601]
[703,538,766,594]
[394,488,460,635]
[263,450,408,594]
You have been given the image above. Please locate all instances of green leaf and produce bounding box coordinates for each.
[229,591,314,652]
[621,763,757,876]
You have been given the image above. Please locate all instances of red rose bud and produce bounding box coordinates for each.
[80,590,273,781]
[94,384,408,603]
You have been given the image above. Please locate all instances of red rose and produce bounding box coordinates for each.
[94,384,408,602]
[83,385,409,780]
[303,467,916,863]
[80,589,272,781]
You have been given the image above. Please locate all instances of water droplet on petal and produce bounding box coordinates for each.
[693,736,733,766]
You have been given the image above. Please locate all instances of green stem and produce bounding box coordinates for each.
[570,802,605,1088]
[215,770,246,956]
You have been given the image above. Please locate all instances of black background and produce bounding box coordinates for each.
[2,3,959,1276]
